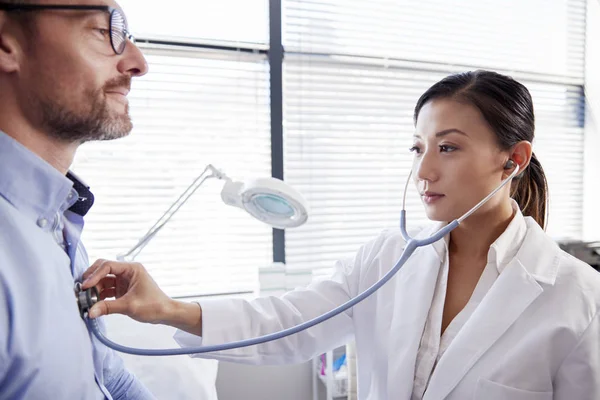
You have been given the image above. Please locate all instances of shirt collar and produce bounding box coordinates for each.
[0,131,94,221]
[66,170,95,217]
[488,199,527,274]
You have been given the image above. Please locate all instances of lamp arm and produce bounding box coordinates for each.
[117,164,228,261]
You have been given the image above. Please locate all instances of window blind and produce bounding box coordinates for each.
[283,0,586,273]
[72,46,272,297]
[283,0,585,79]
[119,0,269,44]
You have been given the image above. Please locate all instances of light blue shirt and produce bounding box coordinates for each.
[0,131,154,399]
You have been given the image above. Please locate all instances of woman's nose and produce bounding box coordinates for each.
[414,150,439,183]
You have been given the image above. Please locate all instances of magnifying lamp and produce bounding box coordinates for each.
[116,164,308,262]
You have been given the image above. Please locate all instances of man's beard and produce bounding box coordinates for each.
[36,76,133,144]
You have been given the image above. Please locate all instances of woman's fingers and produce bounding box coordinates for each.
[95,276,116,293]
[82,258,107,283]
[82,260,133,289]
[80,260,170,323]
[88,298,129,319]
[98,288,117,301]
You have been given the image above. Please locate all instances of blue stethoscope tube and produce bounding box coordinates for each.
[84,165,520,356]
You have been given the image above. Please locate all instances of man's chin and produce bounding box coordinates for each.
[98,130,131,141]
[97,128,132,141]
[85,118,133,142]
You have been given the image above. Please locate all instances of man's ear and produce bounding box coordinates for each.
[0,13,23,73]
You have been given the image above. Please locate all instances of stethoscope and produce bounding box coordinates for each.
[75,162,520,356]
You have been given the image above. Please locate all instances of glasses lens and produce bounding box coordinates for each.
[110,9,127,54]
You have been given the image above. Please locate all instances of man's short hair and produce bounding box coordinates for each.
[2,0,38,36]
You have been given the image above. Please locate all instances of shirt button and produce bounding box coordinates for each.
[37,218,48,228]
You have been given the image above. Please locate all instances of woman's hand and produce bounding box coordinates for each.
[81,259,174,324]
[82,259,203,335]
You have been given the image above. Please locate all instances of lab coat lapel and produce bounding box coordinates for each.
[423,228,549,400]
[386,223,445,398]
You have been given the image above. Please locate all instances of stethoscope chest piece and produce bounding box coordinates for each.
[74,282,98,317]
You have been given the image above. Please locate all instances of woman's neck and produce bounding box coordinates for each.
[448,200,516,260]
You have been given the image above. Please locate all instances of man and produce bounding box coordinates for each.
[0,0,153,398]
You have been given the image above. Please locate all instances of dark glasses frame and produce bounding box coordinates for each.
[0,3,134,55]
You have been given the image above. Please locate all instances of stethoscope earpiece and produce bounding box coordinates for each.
[504,159,516,170]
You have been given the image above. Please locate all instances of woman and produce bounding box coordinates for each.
[83,70,600,399]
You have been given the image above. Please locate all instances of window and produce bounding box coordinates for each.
[283,0,586,273]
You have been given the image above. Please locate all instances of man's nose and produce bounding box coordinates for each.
[117,41,149,77]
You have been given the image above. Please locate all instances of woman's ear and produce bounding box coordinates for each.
[0,13,23,74]
[505,141,532,177]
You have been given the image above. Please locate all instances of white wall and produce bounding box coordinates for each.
[584,0,600,241]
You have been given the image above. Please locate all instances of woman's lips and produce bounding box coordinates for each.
[421,191,445,204]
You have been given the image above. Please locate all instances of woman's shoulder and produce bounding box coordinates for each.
[522,218,600,313]
[555,247,600,296]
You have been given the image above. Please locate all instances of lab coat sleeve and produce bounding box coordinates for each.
[553,310,600,399]
[174,232,391,365]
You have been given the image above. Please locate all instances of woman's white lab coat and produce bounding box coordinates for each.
[175,217,600,399]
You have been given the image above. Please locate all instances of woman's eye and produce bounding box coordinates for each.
[439,145,457,152]
[409,145,421,154]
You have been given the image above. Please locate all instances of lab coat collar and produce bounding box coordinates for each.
[513,217,561,285]
[423,256,544,400]
[422,216,561,399]
[386,234,443,398]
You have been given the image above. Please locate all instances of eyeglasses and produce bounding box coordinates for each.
[0,3,134,55]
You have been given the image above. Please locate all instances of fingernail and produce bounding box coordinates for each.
[88,307,99,319]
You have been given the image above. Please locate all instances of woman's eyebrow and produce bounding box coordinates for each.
[413,128,468,139]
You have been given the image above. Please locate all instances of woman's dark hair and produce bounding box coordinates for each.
[413,70,548,229]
